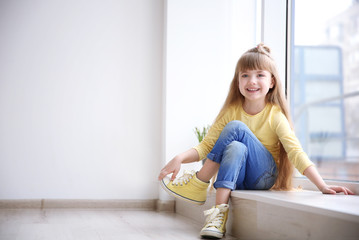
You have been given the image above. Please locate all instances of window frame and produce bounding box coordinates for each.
[264,0,359,192]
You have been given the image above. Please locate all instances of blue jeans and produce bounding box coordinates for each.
[207,120,278,190]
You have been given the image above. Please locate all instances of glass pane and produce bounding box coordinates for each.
[291,0,359,181]
[303,48,341,75]
[305,81,341,102]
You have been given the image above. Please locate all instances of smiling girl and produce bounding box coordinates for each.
[158,43,354,239]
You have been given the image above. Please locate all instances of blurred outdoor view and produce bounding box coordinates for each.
[291,0,359,181]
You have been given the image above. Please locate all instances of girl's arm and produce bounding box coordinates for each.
[158,148,199,181]
[158,107,235,181]
[303,165,354,195]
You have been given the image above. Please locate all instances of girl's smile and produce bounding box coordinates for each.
[247,88,260,92]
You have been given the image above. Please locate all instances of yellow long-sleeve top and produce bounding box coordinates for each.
[193,103,314,174]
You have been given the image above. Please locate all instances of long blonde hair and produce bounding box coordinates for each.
[216,43,294,190]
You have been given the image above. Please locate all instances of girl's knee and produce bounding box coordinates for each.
[224,120,247,131]
[219,121,249,139]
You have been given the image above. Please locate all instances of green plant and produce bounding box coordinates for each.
[193,125,210,143]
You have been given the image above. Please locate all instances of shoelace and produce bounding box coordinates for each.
[203,205,228,228]
[172,170,195,186]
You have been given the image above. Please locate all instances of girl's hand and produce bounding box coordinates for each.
[158,157,182,181]
[320,185,355,195]
[158,148,200,181]
[304,166,355,195]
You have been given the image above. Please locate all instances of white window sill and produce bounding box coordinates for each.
[231,189,359,223]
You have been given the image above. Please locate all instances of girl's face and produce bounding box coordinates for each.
[238,69,274,105]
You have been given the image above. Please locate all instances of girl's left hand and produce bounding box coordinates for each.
[320,185,355,195]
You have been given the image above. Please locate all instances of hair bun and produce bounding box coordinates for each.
[257,43,271,54]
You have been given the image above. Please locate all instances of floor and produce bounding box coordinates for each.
[0,209,236,240]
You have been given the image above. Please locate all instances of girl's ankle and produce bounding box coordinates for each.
[196,172,210,183]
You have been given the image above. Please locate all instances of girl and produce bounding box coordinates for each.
[158,43,354,239]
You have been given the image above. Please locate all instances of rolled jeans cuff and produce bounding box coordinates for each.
[213,180,236,190]
[207,153,221,163]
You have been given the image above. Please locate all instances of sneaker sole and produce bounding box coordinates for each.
[160,178,205,205]
[200,229,224,239]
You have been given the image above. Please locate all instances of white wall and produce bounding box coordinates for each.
[0,0,164,199]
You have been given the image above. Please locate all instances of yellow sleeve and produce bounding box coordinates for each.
[193,108,236,160]
[273,112,314,174]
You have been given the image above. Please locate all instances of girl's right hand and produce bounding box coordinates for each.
[158,157,182,181]
[320,185,354,195]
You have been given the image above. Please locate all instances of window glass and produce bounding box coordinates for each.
[291,0,359,181]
